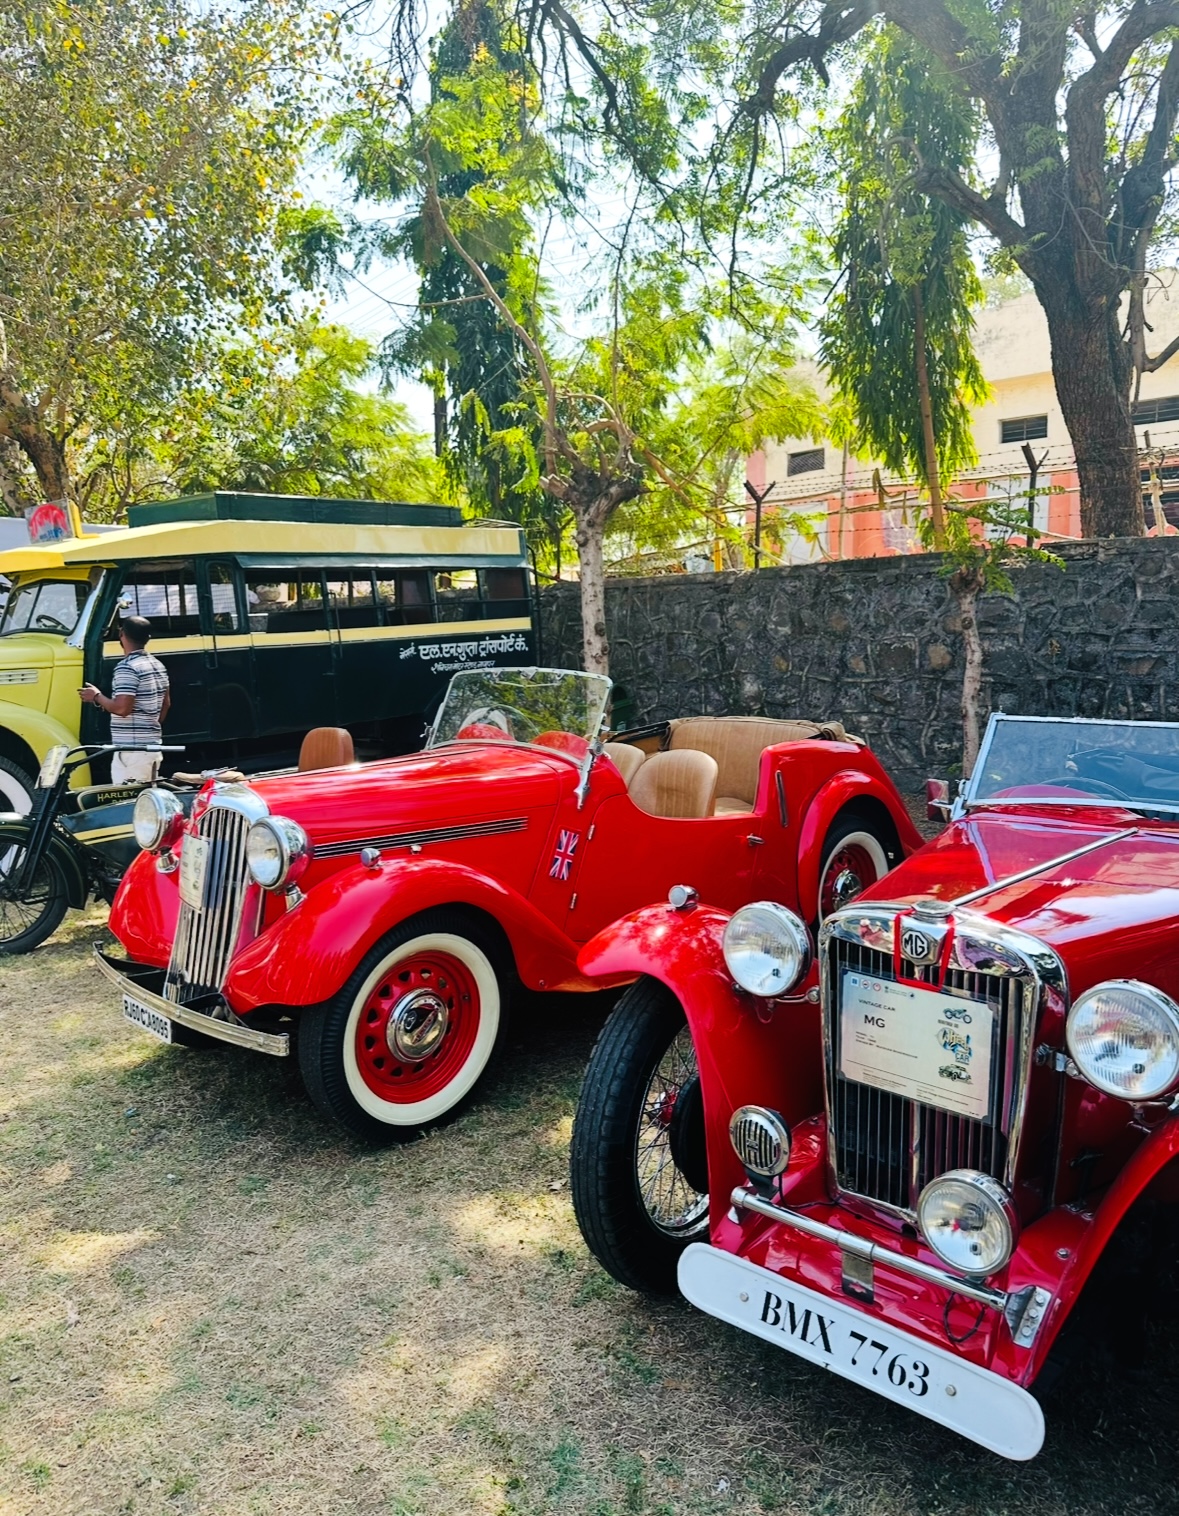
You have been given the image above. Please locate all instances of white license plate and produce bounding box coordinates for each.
[179,833,209,910]
[122,992,173,1044]
[678,1244,1044,1460]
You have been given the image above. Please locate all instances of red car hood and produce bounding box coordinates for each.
[227,742,574,844]
[857,807,1179,990]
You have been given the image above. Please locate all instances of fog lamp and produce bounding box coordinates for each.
[729,1105,791,1179]
[1066,979,1179,1100]
[722,902,811,997]
[917,1169,1018,1277]
[246,815,311,890]
[133,788,185,854]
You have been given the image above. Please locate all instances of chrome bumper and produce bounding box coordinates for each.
[94,946,290,1057]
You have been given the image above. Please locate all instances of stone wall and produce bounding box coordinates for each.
[539,538,1179,787]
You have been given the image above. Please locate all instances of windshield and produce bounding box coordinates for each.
[968,715,1179,813]
[428,667,612,752]
[0,578,90,637]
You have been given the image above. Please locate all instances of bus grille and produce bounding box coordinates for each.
[824,934,1032,1214]
[164,802,255,1005]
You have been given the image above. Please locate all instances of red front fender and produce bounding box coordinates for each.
[795,769,921,919]
[223,857,588,1013]
[577,905,824,1227]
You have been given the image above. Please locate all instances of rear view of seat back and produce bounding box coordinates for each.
[602,741,646,786]
[629,749,718,818]
[298,726,356,772]
[668,716,852,813]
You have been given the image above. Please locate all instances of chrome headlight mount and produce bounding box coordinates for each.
[917,1169,1019,1277]
[1066,979,1179,1101]
[133,788,185,854]
[723,902,812,997]
[246,815,311,897]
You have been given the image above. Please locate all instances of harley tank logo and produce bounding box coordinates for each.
[550,829,580,881]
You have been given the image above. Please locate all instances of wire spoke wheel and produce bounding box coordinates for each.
[635,1024,708,1235]
[0,838,69,952]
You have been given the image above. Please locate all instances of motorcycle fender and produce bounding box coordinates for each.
[577,905,825,1226]
[0,822,88,909]
[795,770,918,920]
[222,856,587,1014]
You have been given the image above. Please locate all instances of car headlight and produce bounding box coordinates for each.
[722,902,811,997]
[1066,979,1179,1100]
[917,1169,1018,1277]
[729,1106,791,1179]
[133,788,185,853]
[246,815,311,890]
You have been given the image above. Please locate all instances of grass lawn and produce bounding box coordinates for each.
[1,909,1177,1515]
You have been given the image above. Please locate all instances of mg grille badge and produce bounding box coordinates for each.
[901,927,937,963]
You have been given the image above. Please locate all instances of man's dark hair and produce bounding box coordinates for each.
[119,615,152,649]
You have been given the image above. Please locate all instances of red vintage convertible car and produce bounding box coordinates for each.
[99,666,918,1140]
[570,713,1179,1460]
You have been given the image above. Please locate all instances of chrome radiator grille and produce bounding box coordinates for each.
[164,800,255,1005]
[824,934,1033,1214]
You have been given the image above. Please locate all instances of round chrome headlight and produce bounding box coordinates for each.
[133,788,184,853]
[246,815,311,890]
[1066,979,1179,1100]
[729,1106,791,1179]
[722,902,811,997]
[917,1169,1018,1277]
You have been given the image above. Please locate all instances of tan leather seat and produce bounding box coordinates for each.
[630,749,718,819]
[298,727,355,772]
[602,741,646,787]
[669,716,854,814]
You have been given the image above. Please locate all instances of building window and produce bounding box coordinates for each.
[1132,394,1179,426]
[1000,415,1048,444]
[787,447,825,476]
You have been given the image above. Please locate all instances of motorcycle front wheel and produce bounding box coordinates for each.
[0,830,70,953]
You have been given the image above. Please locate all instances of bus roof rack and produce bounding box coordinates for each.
[127,492,463,530]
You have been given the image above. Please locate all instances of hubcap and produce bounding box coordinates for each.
[829,865,863,908]
[387,989,449,1061]
[820,840,882,919]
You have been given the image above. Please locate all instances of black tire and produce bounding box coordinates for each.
[570,976,709,1294]
[297,907,512,1143]
[0,835,69,953]
[0,755,36,815]
[816,809,899,923]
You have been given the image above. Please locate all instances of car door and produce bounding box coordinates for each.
[103,560,208,742]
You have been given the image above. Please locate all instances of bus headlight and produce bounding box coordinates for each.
[246,816,311,891]
[1066,979,1179,1100]
[722,903,811,996]
[917,1170,1018,1276]
[133,788,185,854]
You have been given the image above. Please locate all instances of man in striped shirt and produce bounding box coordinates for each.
[80,616,171,784]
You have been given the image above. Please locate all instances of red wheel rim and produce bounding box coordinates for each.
[820,841,882,918]
[354,949,481,1104]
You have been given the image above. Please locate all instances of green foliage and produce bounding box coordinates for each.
[0,0,328,501]
[78,321,444,516]
[916,495,1062,594]
[817,26,987,489]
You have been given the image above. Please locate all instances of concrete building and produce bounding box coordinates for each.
[748,273,1179,559]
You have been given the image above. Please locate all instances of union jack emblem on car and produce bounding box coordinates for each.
[550,829,580,881]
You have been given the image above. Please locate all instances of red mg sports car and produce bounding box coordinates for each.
[98,667,918,1141]
[570,714,1179,1460]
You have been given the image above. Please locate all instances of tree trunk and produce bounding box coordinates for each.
[1038,285,1143,539]
[574,510,609,676]
[953,564,985,776]
[913,283,947,550]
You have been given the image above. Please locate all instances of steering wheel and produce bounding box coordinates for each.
[1039,775,1134,800]
[34,613,69,632]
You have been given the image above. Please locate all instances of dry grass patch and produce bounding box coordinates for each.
[0,910,1176,1515]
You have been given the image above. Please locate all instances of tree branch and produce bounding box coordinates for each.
[912,164,1027,249]
[742,1,879,116]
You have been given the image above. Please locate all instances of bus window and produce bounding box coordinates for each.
[375,570,433,626]
[434,568,480,622]
[480,567,529,615]
[326,571,380,629]
[208,563,243,632]
[117,562,200,637]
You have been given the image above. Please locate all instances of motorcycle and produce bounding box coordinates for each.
[0,743,190,954]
